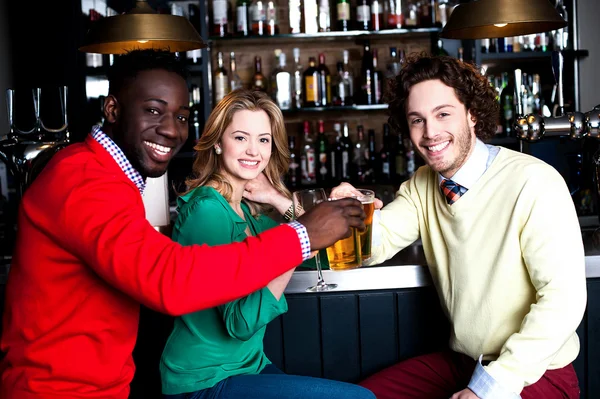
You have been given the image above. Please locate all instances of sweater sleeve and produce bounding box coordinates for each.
[218,288,288,341]
[484,165,587,394]
[55,177,303,316]
[177,202,289,341]
[365,179,421,265]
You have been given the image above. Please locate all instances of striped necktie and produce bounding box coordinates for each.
[440,179,468,205]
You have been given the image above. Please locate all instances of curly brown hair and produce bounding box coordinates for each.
[386,52,499,141]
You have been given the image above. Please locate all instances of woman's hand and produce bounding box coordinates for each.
[329,182,384,210]
[243,173,292,215]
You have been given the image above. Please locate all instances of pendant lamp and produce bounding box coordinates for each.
[79,0,206,54]
[440,0,567,40]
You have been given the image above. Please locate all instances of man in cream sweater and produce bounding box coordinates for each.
[335,54,587,398]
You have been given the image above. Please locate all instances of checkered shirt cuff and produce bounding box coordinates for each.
[286,221,312,261]
[468,355,521,399]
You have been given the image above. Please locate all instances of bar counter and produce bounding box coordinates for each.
[286,227,600,294]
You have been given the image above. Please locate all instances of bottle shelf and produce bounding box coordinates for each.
[481,49,588,64]
[208,27,441,45]
[282,104,388,114]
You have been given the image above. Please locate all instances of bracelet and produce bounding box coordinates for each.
[283,204,295,222]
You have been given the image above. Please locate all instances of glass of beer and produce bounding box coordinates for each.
[325,189,375,270]
[357,189,375,261]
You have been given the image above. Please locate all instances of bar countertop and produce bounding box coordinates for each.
[285,226,600,294]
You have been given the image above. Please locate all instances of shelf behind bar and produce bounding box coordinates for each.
[481,49,589,63]
[208,27,441,45]
[282,104,388,114]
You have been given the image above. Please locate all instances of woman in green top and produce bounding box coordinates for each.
[160,89,375,399]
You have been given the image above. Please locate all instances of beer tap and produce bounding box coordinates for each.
[0,87,71,198]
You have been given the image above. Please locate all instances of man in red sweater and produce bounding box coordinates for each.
[0,49,365,399]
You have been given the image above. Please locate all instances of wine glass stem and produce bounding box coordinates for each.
[315,253,325,285]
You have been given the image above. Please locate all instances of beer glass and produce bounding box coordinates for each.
[326,189,375,270]
[357,189,375,260]
[292,188,338,292]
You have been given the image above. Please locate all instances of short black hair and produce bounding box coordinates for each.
[107,49,189,96]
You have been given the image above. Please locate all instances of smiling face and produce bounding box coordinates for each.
[218,109,273,188]
[406,79,477,178]
[104,69,190,178]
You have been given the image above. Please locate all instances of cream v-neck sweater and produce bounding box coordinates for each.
[368,147,587,394]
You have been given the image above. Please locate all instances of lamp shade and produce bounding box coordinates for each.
[440,0,567,40]
[79,1,206,54]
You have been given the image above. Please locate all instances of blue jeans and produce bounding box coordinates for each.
[163,364,375,399]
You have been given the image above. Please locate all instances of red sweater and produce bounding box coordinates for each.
[0,136,302,399]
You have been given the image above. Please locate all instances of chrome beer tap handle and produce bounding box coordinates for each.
[551,51,565,117]
[39,86,69,137]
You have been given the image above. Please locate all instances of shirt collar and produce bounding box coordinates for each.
[438,138,489,189]
[91,125,146,194]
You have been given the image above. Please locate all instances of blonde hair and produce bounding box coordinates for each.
[183,89,291,217]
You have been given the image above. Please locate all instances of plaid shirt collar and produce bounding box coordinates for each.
[91,125,146,195]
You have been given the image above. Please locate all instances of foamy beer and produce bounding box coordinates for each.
[326,189,375,270]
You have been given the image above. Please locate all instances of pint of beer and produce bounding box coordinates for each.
[357,189,375,260]
[326,189,375,270]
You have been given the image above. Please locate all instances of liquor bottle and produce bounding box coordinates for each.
[318,0,331,32]
[500,76,514,137]
[340,122,353,181]
[336,0,351,31]
[371,0,383,31]
[266,0,278,35]
[358,41,374,105]
[229,52,243,91]
[406,139,416,177]
[342,50,354,105]
[386,47,401,80]
[367,129,378,183]
[289,0,302,33]
[212,0,229,36]
[287,135,300,188]
[316,120,330,184]
[292,48,303,108]
[250,0,266,35]
[405,0,418,27]
[356,0,371,30]
[395,132,406,180]
[419,0,433,28]
[300,121,317,185]
[270,50,292,110]
[353,125,369,183]
[185,85,203,151]
[386,0,404,29]
[214,51,229,104]
[187,4,203,63]
[236,0,250,36]
[85,9,104,68]
[303,56,320,107]
[380,123,392,182]
[252,56,267,92]
[330,123,343,184]
[435,39,449,56]
[317,53,332,107]
[332,62,348,106]
[372,49,383,104]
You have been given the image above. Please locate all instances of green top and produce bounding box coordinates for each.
[159,186,310,394]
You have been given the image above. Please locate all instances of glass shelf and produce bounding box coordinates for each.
[481,49,589,63]
[282,104,388,114]
[208,27,441,45]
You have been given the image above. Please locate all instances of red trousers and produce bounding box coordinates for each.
[359,351,580,399]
